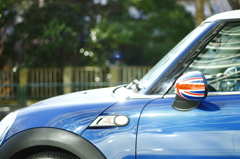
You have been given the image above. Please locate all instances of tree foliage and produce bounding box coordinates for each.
[9,0,98,67]
[93,0,194,65]
[4,0,194,68]
[0,0,16,69]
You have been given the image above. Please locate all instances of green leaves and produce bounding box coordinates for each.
[3,0,194,68]
[92,0,194,65]
[0,0,16,69]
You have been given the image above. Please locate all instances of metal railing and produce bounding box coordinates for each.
[0,70,18,99]
[0,66,151,109]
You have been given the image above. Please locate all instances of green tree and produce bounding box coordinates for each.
[9,0,101,67]
[0,0,16,69]
[91,0,194,65]
[6,0,194,68]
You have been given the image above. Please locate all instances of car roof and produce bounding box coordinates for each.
[204,9,240,22]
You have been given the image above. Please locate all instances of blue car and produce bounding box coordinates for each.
[1,10,240,159]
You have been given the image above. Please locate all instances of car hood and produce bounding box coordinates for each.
[5,87,119,141]
[31,87,117,107]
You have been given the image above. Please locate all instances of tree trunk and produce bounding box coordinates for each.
[228,0,240,9]
[195,0,205,26]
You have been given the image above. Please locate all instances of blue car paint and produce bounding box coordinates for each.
[2,87,118,143]
[137,94,240,158]
[82,98,157,159]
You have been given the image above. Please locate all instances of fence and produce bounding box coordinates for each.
[0,70,18,99]
[0,65,151,108]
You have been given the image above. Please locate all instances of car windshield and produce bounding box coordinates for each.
[139,22,213,90]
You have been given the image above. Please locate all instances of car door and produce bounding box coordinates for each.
[137,22,240,158]
[137,94,240,158]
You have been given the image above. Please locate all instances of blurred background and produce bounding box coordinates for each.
[0,0,239,117]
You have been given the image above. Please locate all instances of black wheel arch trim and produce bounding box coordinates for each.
[0,128,106,159]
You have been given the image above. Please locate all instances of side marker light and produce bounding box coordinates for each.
[90,115,129,127]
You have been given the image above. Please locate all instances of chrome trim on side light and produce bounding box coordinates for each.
[90,115,129,127]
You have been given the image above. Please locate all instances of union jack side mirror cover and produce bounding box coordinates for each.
[175,71,208,101]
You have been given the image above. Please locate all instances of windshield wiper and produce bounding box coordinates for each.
[136,80,145,90]
[126,79,145,92]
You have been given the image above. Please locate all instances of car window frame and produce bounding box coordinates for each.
[163,21,240,97]
[144,22,224,95]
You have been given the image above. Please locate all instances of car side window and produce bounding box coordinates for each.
[185,22,240,92]
[166,22,240,94]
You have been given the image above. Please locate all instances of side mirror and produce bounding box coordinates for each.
[172,71,208,111]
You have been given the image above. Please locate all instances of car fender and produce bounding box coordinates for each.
[0,128,105,159]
